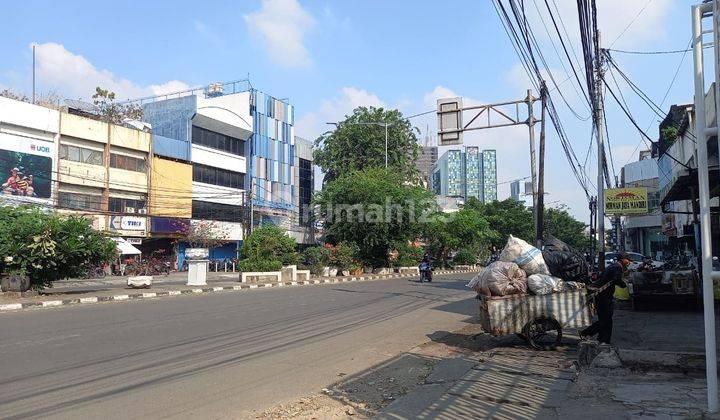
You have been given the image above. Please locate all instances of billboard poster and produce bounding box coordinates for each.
[0,135,54,205]
[604,187,648,215]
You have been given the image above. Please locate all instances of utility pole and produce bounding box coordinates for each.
[535,83,547,248]
[589,197,596,261]
[594,31,606,267]
[32,45,36,104]
[526,89,539,241]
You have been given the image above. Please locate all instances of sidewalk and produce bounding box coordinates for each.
[0,269,479,312]
[258,306,720,419]
[258,323,581,419]
[377,345,578,419]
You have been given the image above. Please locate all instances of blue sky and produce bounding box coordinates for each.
[0,0,699,221]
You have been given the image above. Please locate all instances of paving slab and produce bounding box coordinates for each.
[459,367,572,392]
[471,360,576,380]
[446,376,568,409]
[414,393,558,420]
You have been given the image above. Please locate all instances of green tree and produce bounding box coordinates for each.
[423,206,496,267]
[465,198,534,247]
[314,107,420,183]
[240,224,298,269]
[422,213,459,267]
[0,206,116,290]
[313,167,435,267]
[92,87,144,124]
[391,241,425,267]
[543,205,592,251]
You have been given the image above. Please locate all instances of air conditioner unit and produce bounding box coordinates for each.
[125,207,135,213]
[138,208,147,214]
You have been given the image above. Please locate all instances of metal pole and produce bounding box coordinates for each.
[536,84,546,248]
[385,123,388,168]
[692,3,718,413]
[32,45,36,104]
[526,89,538,240]
[589,197,596,260]
[595,31,606,267]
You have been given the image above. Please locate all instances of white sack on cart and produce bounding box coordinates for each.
[527,274,563,295]
[467,261,527,296]
[499,235,550,275]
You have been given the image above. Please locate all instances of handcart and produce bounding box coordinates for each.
[477,289,593,350]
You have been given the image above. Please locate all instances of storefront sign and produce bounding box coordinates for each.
[151,217,190,234]
[604,187,648,215]
[110,216,146,231]
[0,134,53,203]
[126,238,143,245]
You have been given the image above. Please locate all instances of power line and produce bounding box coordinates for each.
[607,44,712,55]
[493,0,591,198]
[601,77,691,171]
[608,0,653,48]
[530,0,592,118]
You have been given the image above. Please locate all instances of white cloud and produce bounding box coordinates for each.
[548,0,673,49]
[244,0,315,69]
[295,86,386,140]
[32,42,189,100]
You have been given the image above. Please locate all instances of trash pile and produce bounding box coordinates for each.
[468,235,588,297]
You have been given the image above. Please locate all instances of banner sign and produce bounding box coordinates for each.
[604,187,648,215]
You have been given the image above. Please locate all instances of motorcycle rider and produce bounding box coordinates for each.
[418,254,432,282]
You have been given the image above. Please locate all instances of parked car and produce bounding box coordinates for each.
[603,251,664,271]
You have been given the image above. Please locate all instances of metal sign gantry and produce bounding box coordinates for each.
[437,87,547,247]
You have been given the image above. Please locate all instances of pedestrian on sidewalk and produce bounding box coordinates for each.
[580,252,630,344]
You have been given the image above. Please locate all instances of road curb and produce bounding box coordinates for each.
[0,269,479,313]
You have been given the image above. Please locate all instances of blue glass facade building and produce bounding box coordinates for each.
[249,90,295,212]
[431,147,497,203]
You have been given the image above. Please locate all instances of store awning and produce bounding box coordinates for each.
[660,165,720,206]
[112,238,142,255]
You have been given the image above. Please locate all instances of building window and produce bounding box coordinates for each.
[648,191,660,211]
[298,158,313,226]
[191,200,244,222]
[192,163,245,189]
[110,154,146,172]
[59,144,103,166]
[58,191,102,211]
[109,197,147,214]
[192,126,245,156]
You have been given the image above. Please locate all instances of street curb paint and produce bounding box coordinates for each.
[0,269,479,313]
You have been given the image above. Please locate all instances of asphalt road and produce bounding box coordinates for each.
[0,272,478,419]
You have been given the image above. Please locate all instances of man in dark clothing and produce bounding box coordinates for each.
[580,252,630,344]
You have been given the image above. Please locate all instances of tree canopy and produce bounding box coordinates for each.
[543,205,593,251]
[313,107,420,183]
[92,87,144,124]
[464,198,535,247]
[0,206,116,289]
[313,167,434,267]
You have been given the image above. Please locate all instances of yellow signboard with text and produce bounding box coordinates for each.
[604,187,648,215]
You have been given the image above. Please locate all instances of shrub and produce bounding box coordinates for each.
[327,242,359,270]
[239,258,283,272]
[240,224,298,266]
[453,247,478,265]
[0,206,116,289]
[300,246,331,275]
[392,241,425,267]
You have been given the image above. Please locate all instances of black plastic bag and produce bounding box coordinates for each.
[542,250,590,284]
